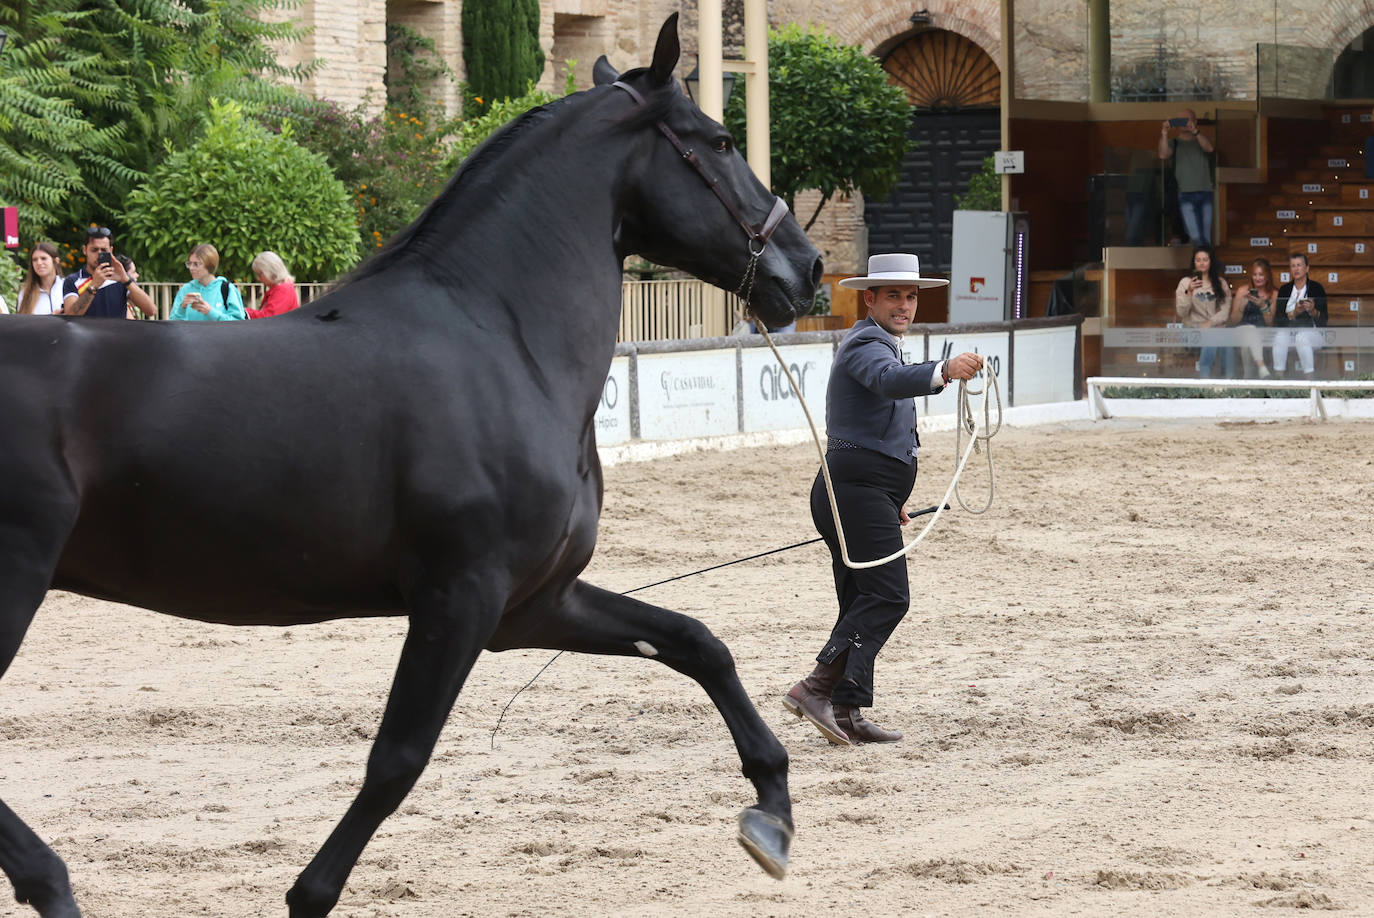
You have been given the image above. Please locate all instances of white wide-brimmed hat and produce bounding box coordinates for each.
[838,253,949,290]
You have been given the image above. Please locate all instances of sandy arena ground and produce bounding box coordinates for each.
[2,417,1373,917]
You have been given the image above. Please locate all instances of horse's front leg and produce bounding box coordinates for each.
[0,495,81,918]
[284,572,505,918]
[490,579,793,878]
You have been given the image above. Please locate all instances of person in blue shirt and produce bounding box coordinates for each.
[169,244,246,321]
[782,253,983,746]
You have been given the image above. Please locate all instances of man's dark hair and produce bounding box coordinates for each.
[85,226,115,245]
[1288,252,1309,267]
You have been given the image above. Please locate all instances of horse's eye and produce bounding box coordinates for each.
[713,137,732,154]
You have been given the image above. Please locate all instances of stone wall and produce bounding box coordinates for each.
[273,0,1374,272]
[278,0,1374,110]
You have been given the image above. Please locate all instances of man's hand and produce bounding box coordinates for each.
[899,506,912,526]
[110,258,130,285]
[945,352,985,381]
[95,262,116,285]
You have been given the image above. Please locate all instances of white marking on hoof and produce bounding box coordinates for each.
[634,640,658,657]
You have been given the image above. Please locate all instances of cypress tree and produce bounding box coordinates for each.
[462,0,545,111]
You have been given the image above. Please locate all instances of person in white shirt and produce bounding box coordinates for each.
[16,242,65,315]
[1273,253,1328,379]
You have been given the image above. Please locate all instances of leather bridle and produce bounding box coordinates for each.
[613,79,789,304]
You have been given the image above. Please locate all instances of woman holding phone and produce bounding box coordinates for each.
[169,243,246,321]
[1175,244,1232,378]
[1273,252,1328,378]
[1228,258,1278,378]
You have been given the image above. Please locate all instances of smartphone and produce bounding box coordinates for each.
[1191,271,1202,280]
[97,251,112,266]
[1168,117,1189,127]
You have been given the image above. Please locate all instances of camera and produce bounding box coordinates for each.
[97,251,112,266]
[1168,117,1189,127]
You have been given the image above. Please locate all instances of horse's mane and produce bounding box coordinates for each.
[339,76,676,288]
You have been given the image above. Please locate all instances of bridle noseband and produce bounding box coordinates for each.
[613,80,789,305]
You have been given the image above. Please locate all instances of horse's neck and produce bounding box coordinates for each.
[418,111,632,396]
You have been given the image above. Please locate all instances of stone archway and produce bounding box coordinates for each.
[863,29,1002,272]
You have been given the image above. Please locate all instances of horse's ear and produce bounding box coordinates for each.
[648,13,681,86]
[593,55,620,86]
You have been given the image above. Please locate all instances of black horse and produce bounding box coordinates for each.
[0,16,821,917]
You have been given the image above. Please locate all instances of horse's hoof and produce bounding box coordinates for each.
[736,807,792,879]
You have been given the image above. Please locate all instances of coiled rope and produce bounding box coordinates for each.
[752,321,1001,568]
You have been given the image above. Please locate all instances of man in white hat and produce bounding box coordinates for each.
[783,253,984,745]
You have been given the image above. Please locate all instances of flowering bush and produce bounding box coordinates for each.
[275,102,457,259]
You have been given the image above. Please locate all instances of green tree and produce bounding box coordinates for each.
[0,4,132,240]
[0,0,314,245]
[462,0,544,112]
[724,24,912,231]
[955,156,1002,211]
[123,100,358,283]
[386,23,458,112]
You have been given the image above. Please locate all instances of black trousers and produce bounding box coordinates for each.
[808,448,917,707]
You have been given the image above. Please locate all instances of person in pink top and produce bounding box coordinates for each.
[246,250,301,319]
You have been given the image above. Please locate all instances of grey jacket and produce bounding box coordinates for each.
[825,318,945,464]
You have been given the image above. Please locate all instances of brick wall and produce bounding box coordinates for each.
[276,0,1374,274]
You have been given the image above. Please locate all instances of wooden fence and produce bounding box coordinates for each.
[138,279,751,341]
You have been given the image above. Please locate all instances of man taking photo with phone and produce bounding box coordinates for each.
[1159,109,1215,245]
[61,226,157,319]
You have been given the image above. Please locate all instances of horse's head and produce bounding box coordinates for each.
[595,15,823,330]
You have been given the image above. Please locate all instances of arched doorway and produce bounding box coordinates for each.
[864,30,1001,272]
[1334,26,1374,97]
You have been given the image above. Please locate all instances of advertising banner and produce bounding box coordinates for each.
[636,349,738,440]
[3,206,17,249]
[1012,326,1077,405]
[925,330,1010,415]
[740,343,834,432]
[949,211,1008,323]
[593,356,632,446]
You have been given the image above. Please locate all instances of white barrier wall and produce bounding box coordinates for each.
[593,318,1082,446]
[594,356,632,446]
[740,343,835,432]
[636,350,738,440]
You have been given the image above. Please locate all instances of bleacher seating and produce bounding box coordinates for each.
[1217,106,1371,376]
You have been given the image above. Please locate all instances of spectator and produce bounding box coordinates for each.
[169,244,246,321]
[1158,109,1215,245]
[17,242,65,315]
[246,251,300,319]
[1175,244,1233,378]
[115,255,146,320]
[62,226,157,319]
[1228,258,1277,378]
[1273,252,1328,379]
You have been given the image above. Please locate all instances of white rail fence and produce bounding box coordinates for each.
[1086,376,1374,421]
[138,279,743,342]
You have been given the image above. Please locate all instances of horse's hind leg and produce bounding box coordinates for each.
[0,515,81,917]
[490,580,793,878]
[285,574,505,918]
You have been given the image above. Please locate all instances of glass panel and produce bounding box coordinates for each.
[1100,266,1370,383]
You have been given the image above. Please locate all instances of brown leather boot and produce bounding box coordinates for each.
[832,705,902,743]
[782,660,853,745]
